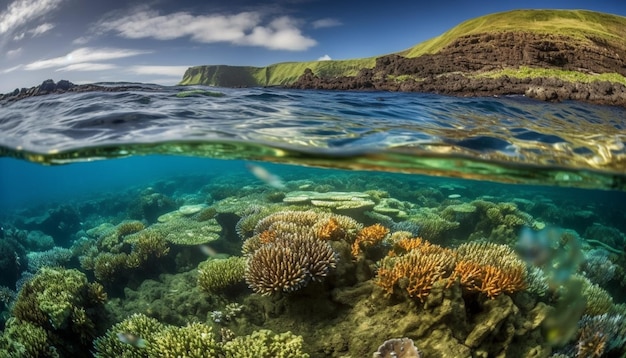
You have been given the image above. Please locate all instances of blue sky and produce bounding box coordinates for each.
[1,0,625,92]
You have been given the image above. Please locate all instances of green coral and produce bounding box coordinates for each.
[198,256,246,293]
[147,322,219,358]
[8,267,106,356]
[0,318,57,358]
[93,313,166,358]
[222,329,309,358]
[579,275,614,316]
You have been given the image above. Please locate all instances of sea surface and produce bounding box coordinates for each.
[0,85,625,357]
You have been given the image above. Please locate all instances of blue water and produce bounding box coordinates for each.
[0,85,625,357]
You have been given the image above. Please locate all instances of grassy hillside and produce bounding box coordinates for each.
[180,9,626,87]
[401,9,626,58]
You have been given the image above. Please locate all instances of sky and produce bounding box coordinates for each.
[1,0,625,92]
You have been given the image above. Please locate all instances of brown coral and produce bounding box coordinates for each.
[244,235,337,295]
[351,224,389,257]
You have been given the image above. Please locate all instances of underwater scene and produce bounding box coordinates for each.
[0,87,626,358]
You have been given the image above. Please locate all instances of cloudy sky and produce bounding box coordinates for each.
[1,0,625,92]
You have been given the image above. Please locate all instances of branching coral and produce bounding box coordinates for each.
[222,329,309,358]
[10,267,106,356]
[375,238,455,301]
[245,234,337,295]
[0,318,57,358]
[93,313,166,358]
[147,322,219,358]
[198,256,246,293]
[351,223,389,257]
[452,241,527,299]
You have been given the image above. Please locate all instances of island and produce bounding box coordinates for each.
[180,9,626,106]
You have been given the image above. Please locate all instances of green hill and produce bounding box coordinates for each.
[179,9,626,87]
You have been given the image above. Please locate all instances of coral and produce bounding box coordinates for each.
[222,329,309,358]
[578,275,613,316]
[404,208,459,242]
[10,267,106,356]
[351,223,389,257]
[150,217,222,245]
[116,220,146,237]
[0,286,16,309]
[582,249,617,286]
[26,246,73,273]
[0,318,58,358]
[197,256,246,293]
[525,266,549,297]
[93,313,166,358]
[373,337,422,358]
[375,238,455,301]
[283,190,375,213]
[573,314,626,358]
[147,322,219,357]
[245,234,337,295]
[452,242,527,299]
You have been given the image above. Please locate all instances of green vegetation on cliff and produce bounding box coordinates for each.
[179,9,626,88]
[179,58,374,87]
[401,9,626,58]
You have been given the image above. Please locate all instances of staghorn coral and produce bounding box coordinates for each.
[582,249,617,286]
[197,256,246,293]
[222,329,309,358]
[351,223,389,257]
[245,234,337,295]
[572,314,626,358]
[452,241,527,299]
[93,313,165,358]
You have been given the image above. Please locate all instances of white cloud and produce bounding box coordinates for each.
[312,18,342,29]
[72,36,90,45]
[317,54,331,61]
[0,0,64,35]
[56,63,118,72]
[128,65,189,77]
[24,47,151,71]
[13,32,25,41]
[29,22,54,36]
[1,64,23,74]
[6,47,22,58]
[97,9,316,51]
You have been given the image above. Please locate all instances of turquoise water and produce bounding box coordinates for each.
[0,86,625,357]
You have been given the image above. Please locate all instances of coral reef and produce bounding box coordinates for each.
[93,313,165,358]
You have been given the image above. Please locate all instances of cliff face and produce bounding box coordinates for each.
[180,65,262,87]
[290,32,626,106]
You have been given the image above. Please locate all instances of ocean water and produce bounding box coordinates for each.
[0,85,625,357]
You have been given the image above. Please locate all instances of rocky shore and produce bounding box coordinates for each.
[0,79,148,104]
[290,32,626,107]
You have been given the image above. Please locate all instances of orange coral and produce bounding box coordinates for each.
[375,239,455,302]
[351,224,389,257]
[315,217,342,240]
[450,260,526,299]
[258,229,277,244]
